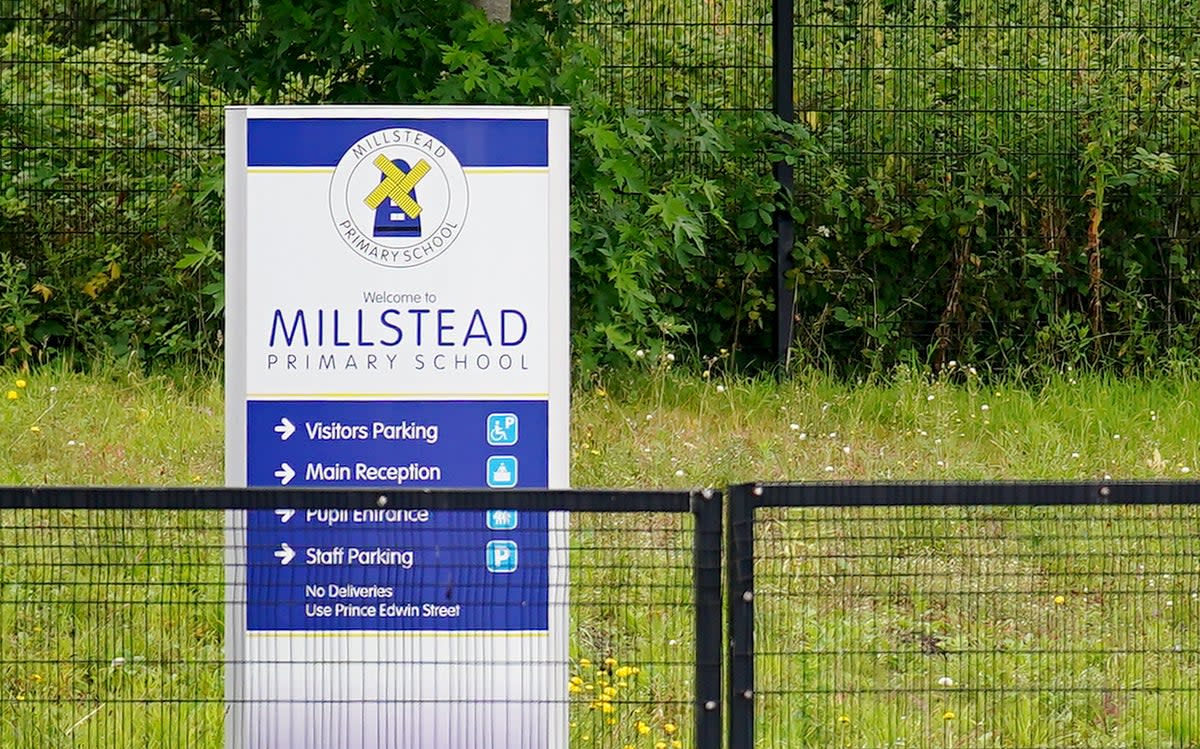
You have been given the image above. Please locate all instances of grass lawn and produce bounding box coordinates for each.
[2,360,1199,747]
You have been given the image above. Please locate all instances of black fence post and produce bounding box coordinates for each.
[772,0,796,368]
[726,484,756,749]
[692,488,724,749]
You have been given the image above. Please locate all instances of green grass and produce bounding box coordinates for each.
[3,361,1200,747]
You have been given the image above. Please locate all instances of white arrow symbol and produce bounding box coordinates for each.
[274,463,295,485]
[274,509,296,523]
[274,417,296,441]
[274,543,296,565]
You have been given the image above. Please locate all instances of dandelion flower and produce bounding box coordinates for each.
[656,743,668,749]
[837,715,850,725]
[16,379,27,388]
[672,742,682,749]
[943,711,955,721]
[603,657,617,668]
[636,720,651,735]
[30,425,40,433]
[663,723,677,735]
[578,658,592,668]
[1054,595,1066,605]
[615,666,635,679]
[6,390,17,400]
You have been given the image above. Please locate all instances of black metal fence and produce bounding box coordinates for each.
[0,487,722,749]
[728,482,1200,749]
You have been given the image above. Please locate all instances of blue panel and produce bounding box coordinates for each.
[245,399,550,631]
[247,118,549,168]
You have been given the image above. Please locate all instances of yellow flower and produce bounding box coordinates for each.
[570,676,584,686]
[29,425,40,433]
[656,743,667,749]
[837,715,850,725]
[943,710,956,721]
[663,723,677,735]
[600,703,615,714]
[15,379,26,388]
[6,390,17,400]
[615,666,635,678]
[30,674,43,683]
[603,657,618,668]
[579,658,592,669]
[568,684,582,694]
[602,686,617,697]
[1054,595,1066,605]
[672,742,682,749]
[635,720,651,735]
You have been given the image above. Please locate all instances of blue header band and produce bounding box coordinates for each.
[247,118,549,168]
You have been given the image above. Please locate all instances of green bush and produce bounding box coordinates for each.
[0,30,225,364]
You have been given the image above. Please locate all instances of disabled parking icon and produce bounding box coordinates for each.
[487,413,519,446]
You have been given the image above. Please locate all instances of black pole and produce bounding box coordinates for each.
[692,489,724,749]
[772,0,796,368]
[726,485,756,749]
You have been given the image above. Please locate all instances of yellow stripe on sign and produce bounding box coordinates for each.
[363,156,430,218]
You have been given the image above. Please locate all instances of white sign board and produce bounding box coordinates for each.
[225,105,570,749]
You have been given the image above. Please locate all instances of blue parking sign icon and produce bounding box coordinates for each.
[486,456,518,488]
[487,413,519,446]
[486,540,519,573]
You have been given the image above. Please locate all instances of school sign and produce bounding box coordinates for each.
[225,106,570,748]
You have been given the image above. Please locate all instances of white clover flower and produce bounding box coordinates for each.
[816,225,832,238]
[716,385,725,393]
[842,445,851,455]
[665,352,675,362]
[937,676,954,687]
[980,404,990,411]
[790,423,800,431]
[674,469,685,477]
[798,432,808,440]
[824,465,835,472]
[926,394,935,401]
[635,349,645,359]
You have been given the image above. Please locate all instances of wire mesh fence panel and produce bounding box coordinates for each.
[786,0,1200,369]
[0,2,233,362]
[752,503,1200,748]
[0,509,226,748]
[0,501,707,748]
[577,0,772,113]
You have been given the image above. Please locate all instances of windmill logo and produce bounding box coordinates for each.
[329,127,469,268]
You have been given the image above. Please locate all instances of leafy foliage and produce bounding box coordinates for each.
[0,30,225,364]
[4,0,1200,376]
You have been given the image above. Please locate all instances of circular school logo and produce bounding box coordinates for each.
[329,128,469,268]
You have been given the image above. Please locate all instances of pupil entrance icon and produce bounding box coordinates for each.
[367,156,429,237]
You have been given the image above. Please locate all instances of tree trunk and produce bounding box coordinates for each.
[470,0,511,23]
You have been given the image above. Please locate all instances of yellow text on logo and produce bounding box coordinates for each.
[364,156,431,218]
